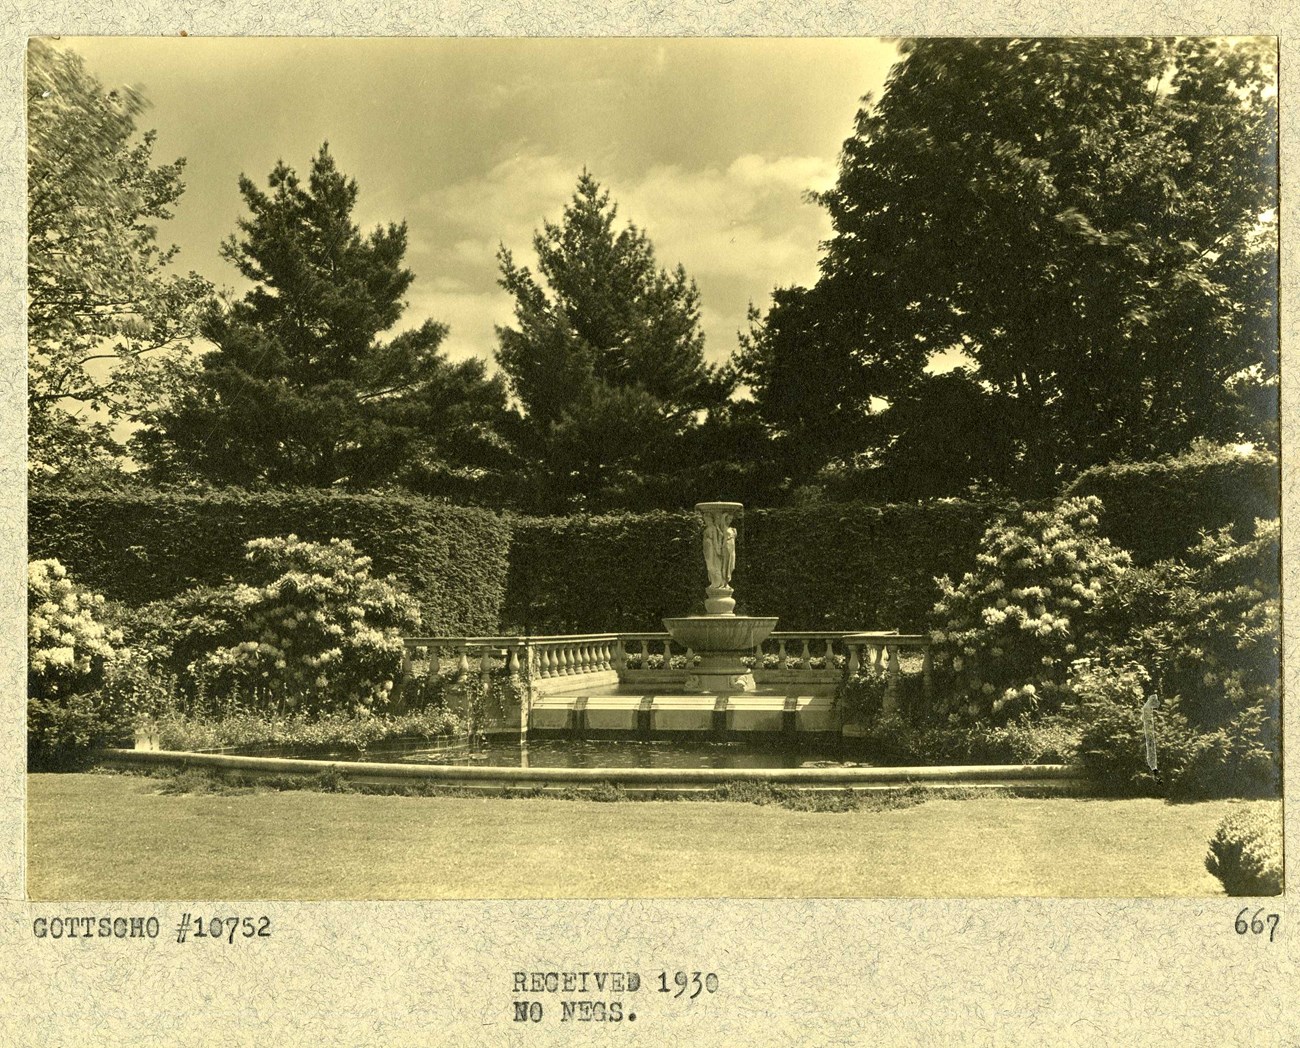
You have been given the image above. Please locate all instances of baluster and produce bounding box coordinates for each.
[825,637,836,668]
[507,645,520,677]
[457,646,470,677]
[479,646,492,679]
[922,646,934,697]
[584,642,595,673]
[848,643,861,674]
[613,639,627,673]
[664,638,674,668]
[429,646,441,677]
[639,639,650,671]
[801,639,811,670]
[776,638,787,671]
[545,646,558,678]
[872,645,884,671]
[885,644,901,713]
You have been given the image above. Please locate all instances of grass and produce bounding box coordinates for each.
[26,771,1276,899]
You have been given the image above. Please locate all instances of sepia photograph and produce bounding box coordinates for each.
[21,34,1282,906]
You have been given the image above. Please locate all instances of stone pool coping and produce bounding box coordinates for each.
[100,748,1089,794]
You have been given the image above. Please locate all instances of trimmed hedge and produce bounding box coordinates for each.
[502,501,1002,633]
[28,489,511,635]
[504,511,702,633]
[1065,444,1279,564]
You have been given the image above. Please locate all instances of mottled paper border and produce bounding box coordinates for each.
[1,5,1296,1045]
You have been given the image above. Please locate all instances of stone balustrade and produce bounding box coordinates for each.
[402,634,622,689]
[401,629,932,717]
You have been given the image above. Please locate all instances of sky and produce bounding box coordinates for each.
[58,36,903,372]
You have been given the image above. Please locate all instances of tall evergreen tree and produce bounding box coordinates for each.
[739,38,1277,498]
[495,173,729,511]
[137,145,511,491]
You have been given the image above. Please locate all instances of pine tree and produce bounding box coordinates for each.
[495,173,728,511]
[137,145,511,491]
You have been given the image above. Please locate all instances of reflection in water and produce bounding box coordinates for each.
[323,736,870,770]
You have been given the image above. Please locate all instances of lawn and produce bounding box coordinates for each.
[26,772,1271,899]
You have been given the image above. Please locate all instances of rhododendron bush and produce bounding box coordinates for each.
[931,497,1131,722]
[29,558,122,694]
[160,536,422,717]
[28,559,133,768]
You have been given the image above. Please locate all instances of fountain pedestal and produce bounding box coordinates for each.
[662,501,778,695]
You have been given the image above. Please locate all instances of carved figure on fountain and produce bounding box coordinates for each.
[702,513,736,591]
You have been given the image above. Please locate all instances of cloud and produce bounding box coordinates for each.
[407,150,836,366]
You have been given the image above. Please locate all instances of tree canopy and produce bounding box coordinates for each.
[27,40,213,481]
[495,173,730,511]
[136,145,512,492]
[739,38,1278,498]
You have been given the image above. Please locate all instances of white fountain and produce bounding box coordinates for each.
[662,502,778,694]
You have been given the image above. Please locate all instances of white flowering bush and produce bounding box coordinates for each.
[28,559,133,768]
[164,536,421,717]
[28,559,122,695]
[931,496,1130,722]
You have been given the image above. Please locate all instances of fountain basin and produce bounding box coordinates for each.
[662,615,779,694]
[662,615,778,653]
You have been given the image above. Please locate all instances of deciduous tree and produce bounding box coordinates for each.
[27,40,213,481]
[742,38,1278,497]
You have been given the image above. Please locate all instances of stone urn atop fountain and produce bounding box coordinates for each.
[663,502,778,694]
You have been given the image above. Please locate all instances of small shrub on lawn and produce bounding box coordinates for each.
[1205,805,1283,896]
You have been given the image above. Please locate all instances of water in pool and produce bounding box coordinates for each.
[290,736,874,769]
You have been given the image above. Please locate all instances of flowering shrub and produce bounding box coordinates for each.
[160,536,422,717]
[28,559,122,699]
[931,496,1130,723]
[28,559,130,769]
